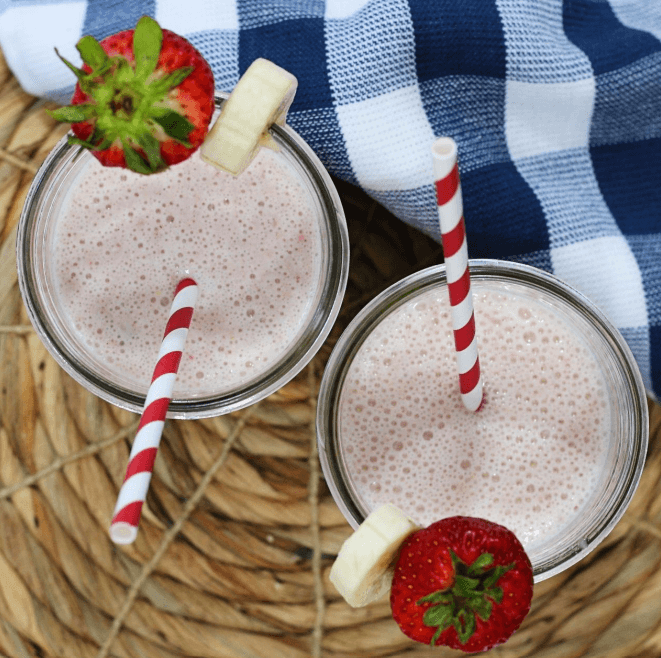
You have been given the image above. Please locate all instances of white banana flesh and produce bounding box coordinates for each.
[200,58,298,175]
[330,504,420,607]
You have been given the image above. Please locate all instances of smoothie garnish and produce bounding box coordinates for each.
[432,137,484,412]
[49,16,215,174]
[391,516,533,652]
[330,503,420,607]
[201,58,298,176]
[110,278,198,544]
[330,506,533,652]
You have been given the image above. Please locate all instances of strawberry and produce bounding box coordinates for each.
[390,516,533,653]
[49,16,214,174]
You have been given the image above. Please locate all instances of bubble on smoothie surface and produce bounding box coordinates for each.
[338,285,609,549]
[53,149,322,396]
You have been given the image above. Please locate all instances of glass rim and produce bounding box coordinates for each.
[316,259,648,582]
[17,93,350,418]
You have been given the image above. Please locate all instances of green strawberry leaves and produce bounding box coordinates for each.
[133,15,162,80]
[76,35,109,70]
[455,608,476,645]
[152,108,194,145]
[53,48,87,82]
[422,604,454,646]
[417,550,515,646]
[120,132,167,174]
[453,575,481,596]
[66,123,112,152]
[48,15,202,175]
[470,553,495,571]
[48,104,95,123]
[122,145,152,174]
[135,133,162,169]
[149,67,194,96]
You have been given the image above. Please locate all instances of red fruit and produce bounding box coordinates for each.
[49,16,215,174]
[390,517,533,653]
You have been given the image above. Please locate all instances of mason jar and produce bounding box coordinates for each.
[17,93,349,418]
[317,260,648,582]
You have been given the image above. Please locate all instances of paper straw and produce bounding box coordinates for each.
[432,137,483,412]
[109,277,198,544]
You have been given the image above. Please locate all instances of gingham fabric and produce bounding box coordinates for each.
[1,0,660,398]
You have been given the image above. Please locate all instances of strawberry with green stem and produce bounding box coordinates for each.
[390,516,533,653]
[49,15,214,174]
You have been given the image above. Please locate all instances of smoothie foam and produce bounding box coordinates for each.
[338,281,609,549]
[52,148,322,397]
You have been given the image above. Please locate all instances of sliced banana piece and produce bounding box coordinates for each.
[330,504,420,607]
[201,58,298,175]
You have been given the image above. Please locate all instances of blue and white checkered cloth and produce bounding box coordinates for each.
[1,0,660,398]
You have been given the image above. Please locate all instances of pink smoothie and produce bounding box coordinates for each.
[338,281,609,549]
[52,148,322,397]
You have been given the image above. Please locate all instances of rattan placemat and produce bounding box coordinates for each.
[1,50,661,658]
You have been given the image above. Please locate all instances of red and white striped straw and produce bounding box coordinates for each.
[109,277,198,544]
[432,137,483,412]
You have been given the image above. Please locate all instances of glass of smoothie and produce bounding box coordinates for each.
[17,93,349,418]
[317,260,648,582]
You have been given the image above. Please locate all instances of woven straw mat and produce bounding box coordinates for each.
[1,49,661,658]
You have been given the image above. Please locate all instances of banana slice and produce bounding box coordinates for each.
[330,504,420,607]
[200,58,298,175]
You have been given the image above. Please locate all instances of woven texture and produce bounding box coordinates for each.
[2,47,661,658]
[1,0,660,398]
